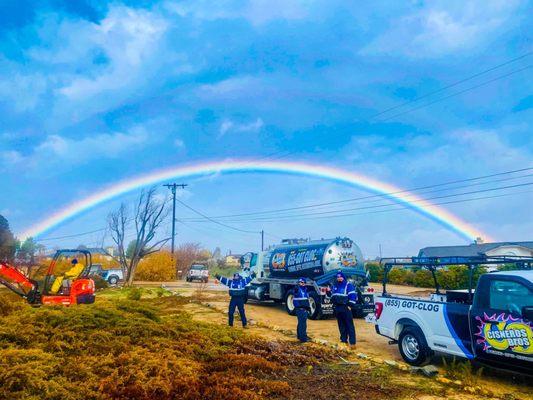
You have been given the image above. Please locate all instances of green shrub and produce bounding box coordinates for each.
[126,287,143,301]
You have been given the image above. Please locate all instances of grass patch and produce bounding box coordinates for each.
[0,288,418,400]
[442,357,483,386]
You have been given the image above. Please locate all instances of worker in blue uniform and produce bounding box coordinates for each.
[216,271,255,328]
[291,277,311,343]
[327,271,357,347]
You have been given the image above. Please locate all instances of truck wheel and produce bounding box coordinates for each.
[108,276,119,285]
[398,327,432,366]
[284,292,296,316]
[308,291,323,320]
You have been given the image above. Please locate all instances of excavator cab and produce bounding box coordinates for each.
[0,249,95,306]
[41,249,95,305]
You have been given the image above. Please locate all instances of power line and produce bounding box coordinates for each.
[183,172,533,221]
[36,227,108,242]
[194,189,533,224]
[174,197,260,235]
[378,65,531,122]
[182,181,533,223]
[179,166,533,220]
[371,51,533,119]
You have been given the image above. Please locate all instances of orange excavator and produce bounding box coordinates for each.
[0,249,95,306]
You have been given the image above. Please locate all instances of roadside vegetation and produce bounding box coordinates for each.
[0,289,420,400]
[366,263,489,289]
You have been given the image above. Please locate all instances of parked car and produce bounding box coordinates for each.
[372,256,533,374]
[186,264,209,283]
[87,263,123,285]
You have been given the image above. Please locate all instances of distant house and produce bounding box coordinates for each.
[418,241,533,258]
[418,241,533,271]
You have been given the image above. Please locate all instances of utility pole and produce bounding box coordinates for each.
[163,183,188,255]
[261,230,264,251]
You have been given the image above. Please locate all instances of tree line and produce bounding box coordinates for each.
[366,262,494,290]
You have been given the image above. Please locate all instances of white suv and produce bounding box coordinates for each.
[186,264,209,283]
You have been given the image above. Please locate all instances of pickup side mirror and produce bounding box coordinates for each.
[522,306,533,322]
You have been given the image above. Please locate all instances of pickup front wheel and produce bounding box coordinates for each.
[398,327,432,366]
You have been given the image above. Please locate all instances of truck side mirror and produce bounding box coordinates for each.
[522,306,533,322]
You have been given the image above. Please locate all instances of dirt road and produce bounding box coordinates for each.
[138,280,431,362]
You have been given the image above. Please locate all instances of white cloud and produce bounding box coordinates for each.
[362,1,523,57]
[58,7,169,100]
[0,73,47,112]
[2,128,149,172]
[342,127,533,242]
[218,117,264,138]
[36,129,148,162]
[166,0,312,26]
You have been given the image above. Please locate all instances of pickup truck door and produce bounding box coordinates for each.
[469,275,533,371]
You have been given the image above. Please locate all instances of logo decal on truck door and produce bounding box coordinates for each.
[475,313,533,356]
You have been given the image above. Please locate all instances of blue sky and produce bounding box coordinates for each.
[0,0,532,257]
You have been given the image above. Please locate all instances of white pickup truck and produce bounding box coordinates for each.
[186,264,209,283]
[372,256,533,374]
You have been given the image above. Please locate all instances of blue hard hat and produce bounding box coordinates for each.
[298,277,306,284]
[71,258,78,265]
[336,270,345,279]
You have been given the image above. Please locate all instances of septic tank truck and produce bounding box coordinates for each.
[240,237,375,319]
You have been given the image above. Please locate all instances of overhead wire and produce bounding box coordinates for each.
[377,65,532,122]
[179,166,533,220]
[180,181,533,223]
[196,189,533,224]
[370,51,533,119]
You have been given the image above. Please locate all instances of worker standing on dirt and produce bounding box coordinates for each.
[216,272,256,328]
[291,278,311,343]
[327,271,357,347]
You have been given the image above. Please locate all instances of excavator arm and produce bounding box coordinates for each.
[0,261,40,303]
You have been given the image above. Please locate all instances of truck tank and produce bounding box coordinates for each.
[262,237,365,279]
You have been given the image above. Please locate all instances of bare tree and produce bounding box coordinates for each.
[174,242,202,279]
[108,188,169,286]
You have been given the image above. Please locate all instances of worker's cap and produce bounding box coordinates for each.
[298,278,306,284]
[71,258,78,265]
[233,272,241,278]
[336,271,345,279]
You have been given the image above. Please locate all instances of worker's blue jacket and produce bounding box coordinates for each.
[330,280,357,308]
[292,285,310,309]
[217,274,254,297]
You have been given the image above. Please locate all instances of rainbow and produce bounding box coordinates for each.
[20,159,492,241]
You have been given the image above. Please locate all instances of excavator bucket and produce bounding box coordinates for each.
[0,262,39,301]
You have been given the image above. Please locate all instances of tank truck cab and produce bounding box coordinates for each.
[241,237,375,319]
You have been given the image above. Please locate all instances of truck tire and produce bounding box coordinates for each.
[308,290,323,320]
[284,291,296,316]
[398,327,432,366]
[108,275,119,285]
